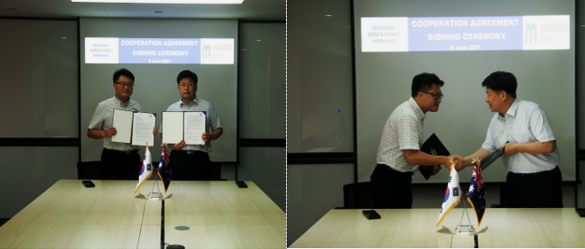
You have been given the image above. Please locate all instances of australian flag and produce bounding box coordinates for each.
[467,159,486,226]
[157,144,172,194]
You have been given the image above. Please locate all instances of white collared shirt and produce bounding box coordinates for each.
[482,99,560,173]
[376,97,426,172]
[88,96,142,151]
[164,97,223,152]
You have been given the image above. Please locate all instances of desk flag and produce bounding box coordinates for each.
[467,159,486,226]
[157,144,172,194]
[436,164,461,227]
[134,147,153,193]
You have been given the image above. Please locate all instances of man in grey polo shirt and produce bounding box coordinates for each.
[88,68,158,180]
[165,70,223,180]
[459,71,562,208]
[371,72,464,209]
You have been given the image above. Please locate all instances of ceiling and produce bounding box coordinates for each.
[0,0,285,20]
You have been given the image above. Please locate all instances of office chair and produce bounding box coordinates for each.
[77,161,103,180]
[341,182,374,209]
[209,162,225,181]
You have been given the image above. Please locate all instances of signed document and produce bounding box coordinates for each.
[111,109,133,144]
[184,112,206,145]
[131,113,156,146]
[162,112,184,144]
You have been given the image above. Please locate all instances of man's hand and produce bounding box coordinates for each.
[169,140,186,151]
[500,143,519,157]
[453,156,466,171]
[152,127,159,137]
[104,127,117,138]
[432,165,441,175]
[444,155,465,171]
[202,133,212,145]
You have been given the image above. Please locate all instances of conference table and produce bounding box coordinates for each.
[290,208,585,248]
[0,179,285,249]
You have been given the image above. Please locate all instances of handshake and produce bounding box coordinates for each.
[429,155,466,176]
[446,155,466,172]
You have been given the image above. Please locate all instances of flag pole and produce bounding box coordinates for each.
[147,142,163,200]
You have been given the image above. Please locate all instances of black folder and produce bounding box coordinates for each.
[418,133,451,180]
[480,144,507,171]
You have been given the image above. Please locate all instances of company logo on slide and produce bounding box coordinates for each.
[85,38,119,63]
[200,39,234,64]
[369,25,400,43]
[202,45,211,59]
[362,17,409,52]
[525,24,537,43]
[523,15,570,50]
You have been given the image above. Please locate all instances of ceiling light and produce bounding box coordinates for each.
[324,14,332,17]
[72,0,243,4]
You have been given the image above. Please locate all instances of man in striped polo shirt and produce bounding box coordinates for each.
[371,72,464,209]
[88,68,158,180]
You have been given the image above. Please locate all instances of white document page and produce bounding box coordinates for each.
[184,112,206,145]
[111,109,133,144]
[162,112,184,144]
[131,112,155,146]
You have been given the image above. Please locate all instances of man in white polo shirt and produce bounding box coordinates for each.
[165,70,223,180]
[459,71,562,208]
[371,73,464,209]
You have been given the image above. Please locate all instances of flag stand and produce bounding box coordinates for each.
[456,193,475,234]
[149,171,163,200]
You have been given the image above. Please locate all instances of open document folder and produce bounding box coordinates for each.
[111,109,155,146]
[162,111,207,145]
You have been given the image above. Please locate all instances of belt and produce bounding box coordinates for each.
[380,164,415,175]
[510,166,558,176]
[174,150,203,155]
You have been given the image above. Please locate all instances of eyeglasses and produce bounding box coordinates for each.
[115,82,134,88]
[422,91,443,100]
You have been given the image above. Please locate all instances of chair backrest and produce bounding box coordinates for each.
[343,182,374,209]
[209,162,222,180]
[77,161,103,180]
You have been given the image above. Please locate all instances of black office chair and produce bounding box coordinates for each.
[209,162,225,181]
[340,182,374,209]
[77,161,103,180]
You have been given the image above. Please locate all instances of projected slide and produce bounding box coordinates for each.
[85,37,234,64]
[361,15,569,52]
